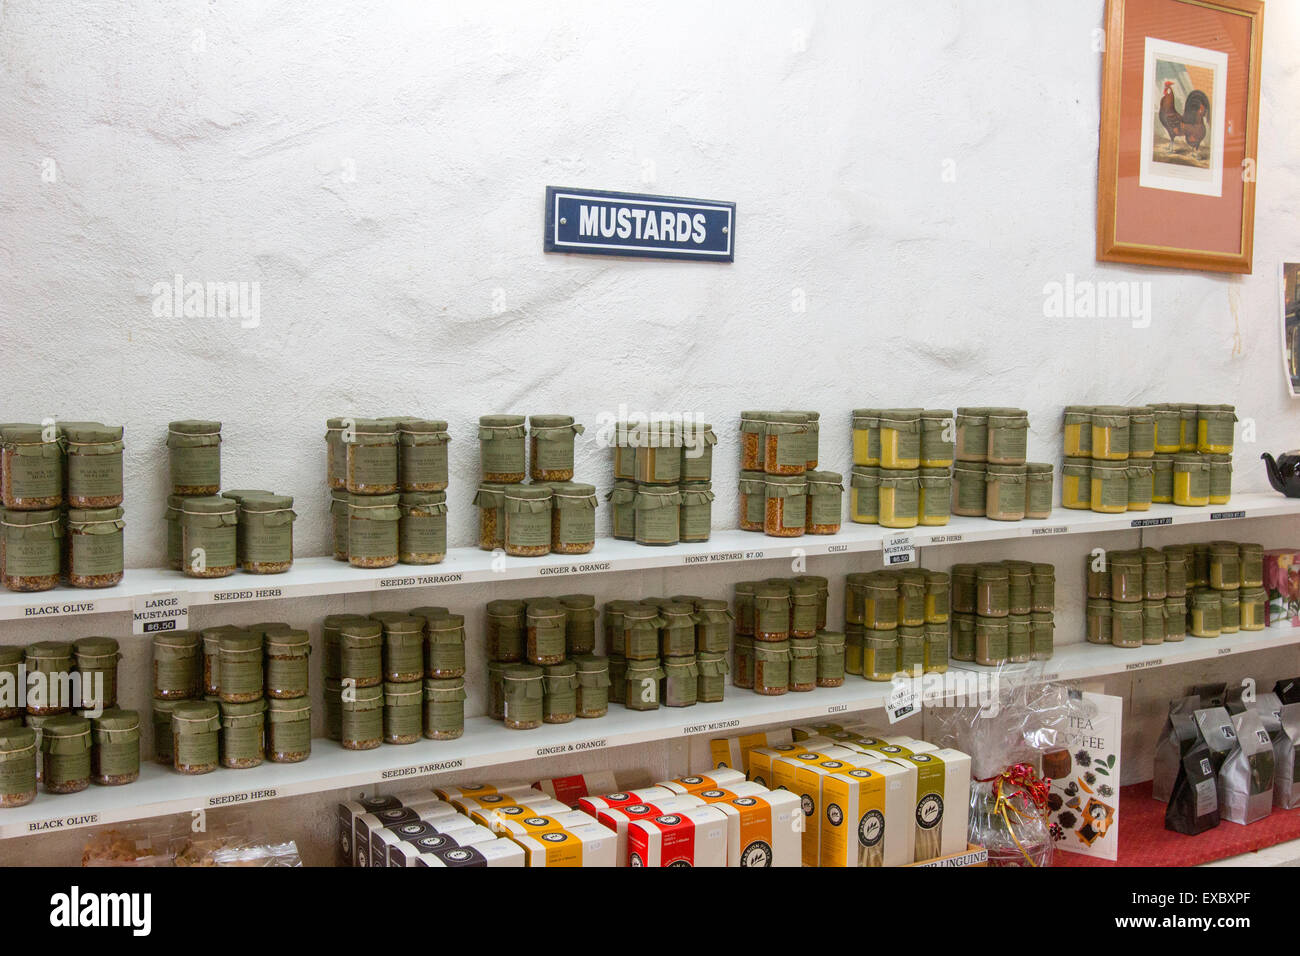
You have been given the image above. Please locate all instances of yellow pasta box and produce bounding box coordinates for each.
[692,781,770,803]
[747,741,833,788]
[510,823,617,867]
[712,789,802,867]
[709,728,794,772]
[467,797,571,830]
[448,785,544,815]
[770,747,858,794]
[820,761,916,867]
[887,747,971,861]
[792,721,847,740]
[777,752,859,867]
[493,810,597,839]
[436,781,532,802]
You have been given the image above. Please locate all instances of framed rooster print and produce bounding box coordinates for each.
[1097,0,1263,274]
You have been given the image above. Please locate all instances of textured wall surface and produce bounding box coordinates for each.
[2,0,1300,865]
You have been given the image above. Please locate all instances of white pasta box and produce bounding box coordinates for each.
[381,821,499,866]
[711,789,802,867]
[656,768,747,795]
[595,795,706,866]
[577,786,676,817]
[363,802,463,868]
[338,793,449,867]
[820,761,917,868]
[531,772,619,807]
[435,781,532,801]
[450,786,547,815]
[887,748,971,862]
[692,781,770,803]
[417,839,525,868]
[511,823,618,867]
[709,729,794,773]
[470,798,572,831]
[494,810,598,839]
[627,806,729,868]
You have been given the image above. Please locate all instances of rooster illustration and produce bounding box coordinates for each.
[1158,80,1210,154]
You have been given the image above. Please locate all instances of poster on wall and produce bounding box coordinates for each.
[1096,0,1264,274]
[1280,262,1300,397]
[1048,692,1123,862]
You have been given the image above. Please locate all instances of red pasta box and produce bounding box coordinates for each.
[531,772,618,807]
[1265,550,1300,627]
[595,795,706,866]
[577,786,676,817]
[627,806,729,867]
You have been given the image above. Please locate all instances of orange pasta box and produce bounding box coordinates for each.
[511,823,617,867]
[656,768,746,795]
[595,795,706,866]
[531,772,618,807]
[494,810,597,839]
[435,781,533,802]
[448,785,546,815]
[577,786,676,816]
[692,781,770,803]
[820,761,917,867]
[416,839,525,868]
[887,748,971,861]
[710,728,794,773]
[627,806,729,867]
[712,789,802,867]
[469,797,571,831]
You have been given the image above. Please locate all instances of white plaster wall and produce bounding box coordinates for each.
[3,0,1300,864]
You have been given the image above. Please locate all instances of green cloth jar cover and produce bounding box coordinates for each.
[501,485,554,555]
[1128,407,1155,458]
[1197,404,1237,453]
[348,494,400,566]
[166,420,221,494]
[985,464,1026,520]
[606,480,637,540]
[0,726,37,804]
[1,508,60,586]
[266,697,312,760]
[340,684,383,748]
[985,408,1029,464]
[572,656,610,716]
[1152,455,1175,501]
[329,489,351,560]
[473,482,506,551]
[218,632,263,703]
[788,636,817,689]
[74,636,120,709]
[1063,406,1094,456]
[679,481,714,542]
[339,619,383,686]
[0,425,62,510]
[530,415,584,480]
[918,467,951,523]
[681,423,717,482]
[342,419,398,494]
[1173,454,1209,501]
[397,419,450,492]
[951,461,987,516]
[753,641,791,693]
[789,580,820,636]
[1006,615,1032,662]
[423,678,466,738]
[426,614,466,677]
[761,412,810,474]
[41,715,91,790]
[550,482,598,551]
[379,616,424,683]
[1142,599,1166,645]
[1127,461,1153,509]
[1091,460,1129,512]
[151,631,199,699]
[220,699,266,767]
[179,496,237,576]
[805,470,844,529]
[1111,604,1142,648]
[817,630,845,684]
[1024,463,1053,518]
[849,466,880,523]
[91,709,139,784]
[1086,599,1112,645]
[383,681,423,742]
[558,595,597,656]
[263,628,310,699]
[478,415,527,481]
[692,599,733,653]
[236,494,295,571]
[951,613,976,660]
[1061,457,1091,508]
[622,605,665,660]
[662,656,699,707]
[659,603,697,657]
[62,423,123,507]
[398,491,447,563]
[624,660,665,710]
[170,701,220,771]
[696,651,728,701]
[1207,455,1232,501]
[920,409,954,464]
[1030,613,1054,660]
[634,486,680,545]
[64,506,124,584]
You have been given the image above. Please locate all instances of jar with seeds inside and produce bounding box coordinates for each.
[90,709,139,785]
[220,699,266,769]
[763,475,807,537]
[1,508,60,592]
[0,727,37,806]
[41,715,91,793]
[739,411,769,471]
[550,482,598,554]
[341,684,383,750]
[180,496,237,578]
[804,470,843,534]
[151,631,199,702]
[74,636,120,710]
[529,415,584,482]
[397,418,450,492]
[478,414,527,483]
[343,418,398,494]
[264,628,310,699]
[166,420,221,496]
[383,682,422,745]
[504,484,552,557]
[63,423,123,508]
[238,494,295,573]
[267,698,311,762]
[398,491,447,564]
[218,632,264,704]
[763,412,809,476]
[347,493,400,569]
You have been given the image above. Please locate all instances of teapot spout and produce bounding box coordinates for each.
[1262,453,1286,494]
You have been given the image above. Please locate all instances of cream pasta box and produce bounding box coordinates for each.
[494,810,597,839]
[712,790,802,867]
[656,769,746,795]
[858,739,938,759]
[471,798,572,831]
[381,821,499,866]
[511,823,617,867]
[887,748,972,861]
[627,806,729,867]
[709,729,794,772]
[416,839,525,868]
[531,772,618,807]
[595,795,706,866]
[819,761,917,867]
[577,786,676,816]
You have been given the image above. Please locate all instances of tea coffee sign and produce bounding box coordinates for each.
[544,186,735,262]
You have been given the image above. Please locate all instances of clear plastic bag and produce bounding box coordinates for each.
[81,825,171,867]
[211,841,302,867]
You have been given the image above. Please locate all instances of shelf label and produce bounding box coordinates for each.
[132,590,189,635]
[1130,517,1172,528]
[1211,510,1246,521]
[25,812,100,833]
[1028,525,1069,536]
[826,543,849,553]
[744,550,766,560]
[375,572,465,588]
[537,561,612,577]
[1217,646,1233,655]
[208,787,279,807]
[883,532,915,566]
[22,599,100,619]
[682,551,743,565]
[925,533,963,544]
[1124,658,1163,671]
[382,758,465,779]
[885,680,919,724]
[682,719,741,734]
[826,703,850,714]
[534,738,607,756]
[210,585,285,603]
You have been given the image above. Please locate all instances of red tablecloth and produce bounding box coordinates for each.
[1056,781,1300,867]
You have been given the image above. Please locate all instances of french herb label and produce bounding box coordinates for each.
[1028,525,1070,535]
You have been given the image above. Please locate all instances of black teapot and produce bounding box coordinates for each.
[1262,451,1300,497]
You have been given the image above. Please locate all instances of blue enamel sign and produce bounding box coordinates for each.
[544,186,735,262]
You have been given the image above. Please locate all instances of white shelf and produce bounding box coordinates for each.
[1,493,1296,624]
[6,619,1300,840]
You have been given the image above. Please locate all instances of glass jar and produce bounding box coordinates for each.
[1164,596,1187,641]
[843,624,865,674]
[165,420,221,496]
[920,409,954,468]
[323,680,343,741]
[753,641,790,696]
[792,412,820,470]
[1006,615,1032,663]
[91,709,139,786]
[897,571,926,627]
[763,475,807,537]
[696,651,728,702]
[340,684,383,749]
[383,682,422,744]
[325,417,348,490]
[1209,542,1240,590]
[623,604,664,659]
[918,468,952,526]
[229,493,292,573]
[878,409,922,470]
[1142,599,1166,646]
[478,414,527,483]
[323,489,348,562]
[41,715,91,792]
[951,613,977,661]
[340,619,383,688]
[151,631,199,701]
[148,700,180,765]
[693,599,732,653]
[844,572,871,625]
[733,582,758,637]
[849,466,880,524]
[610,421,636,481]
[878,469,919,529]
[1031,564,1055,612]
[1207,455,1232,505]
[602,599,635,652]
[163,493,186,570]
[1020,462,1052,520]
[763,412,809,476]
[1192,544,1210,588]
[343,419,399,494]
[788,637,817,691]
[375,616,422,684]
[0,727,37,807]
[544,481,596,554]
[473,482,507,551]
[739,410,770,471]
[1030,612,1054,660]
[950,564,977,614]
[954,407,990,463]
[266,698,311,762]
[1089,460,1128,515]
[635,421,683,485]
[397,491,447,564]
[922,571,950,624]
[679,481,714,543]
[662,656,700,707]
[660,603,697,656]
[1197,404,1236,455]
[625,660,665,710]
[817,630,845,686]
[804,470,843,534]
[179,496,237,578]
[1062,406,1093,458]
[985,464,1026,521]
[1151,455,1175,503]
[1223,590,1241,632]
[863,629,899,681]
[1179,402,1203,452]
[1151,405,1182,454]
[1060,458,1092,510]
[504,484,552,557]
[1128,407,1155,459]
[975,618,1009,666]
[602,654,626,703]
[1239,543,1263,588]
[1005,563,1032,615]
[529,415,583,482]
[863,573,899,629]
[1109,551,1142,603]
[600,480,633,541]
[422,677,465,740]
[1110,604,1142,648]
[976,564,1009,617]
[557,594,597,656]
[789,580,820,638]
[25,641,73,717]
[1141,550,1166,600]
[485,662,508,721]
[986,408,1029,465]
[852,410,882,467]
[54,505,121,590]
[1126,461,1153,512]
[634,486,680,546]
[485,600,525,662]
[64,423,123,508]
[171,701,220,774]
[397,419,450,492]
[951,461,987,517]
[0,648,19,719]
[1189,589,1221,638]
[571,656,610,717]
[802,575,830,630]
[1172,454,1209,507]
[1239,586,1266,631]
[732,637,754,689]
[681,422,717,483]
[754,583,791,641]
[1164,546,1188,597]
[73,636,119,711]
[220,699,266,768]
[526,599,566,665]
[264,628,310,699]
[1089,407,1130,461]
[218,632,263,704]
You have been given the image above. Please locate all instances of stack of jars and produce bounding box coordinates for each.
[841,569,950,681]
[1085,541,1264,647]
[945,408,1051,522]
[731,576,845,695]
[326,416,447,569]
[1,421,126,592]
[0,638,136,805]
[152,622,313,774]
[474,415,598,557]
[483,594,610,727]
[607,419,719,546]
[737,412,842,538]
[1061,404,1234,513]
[324,608,467,747]
[849,409,954,527]
[950,561,1055,666]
